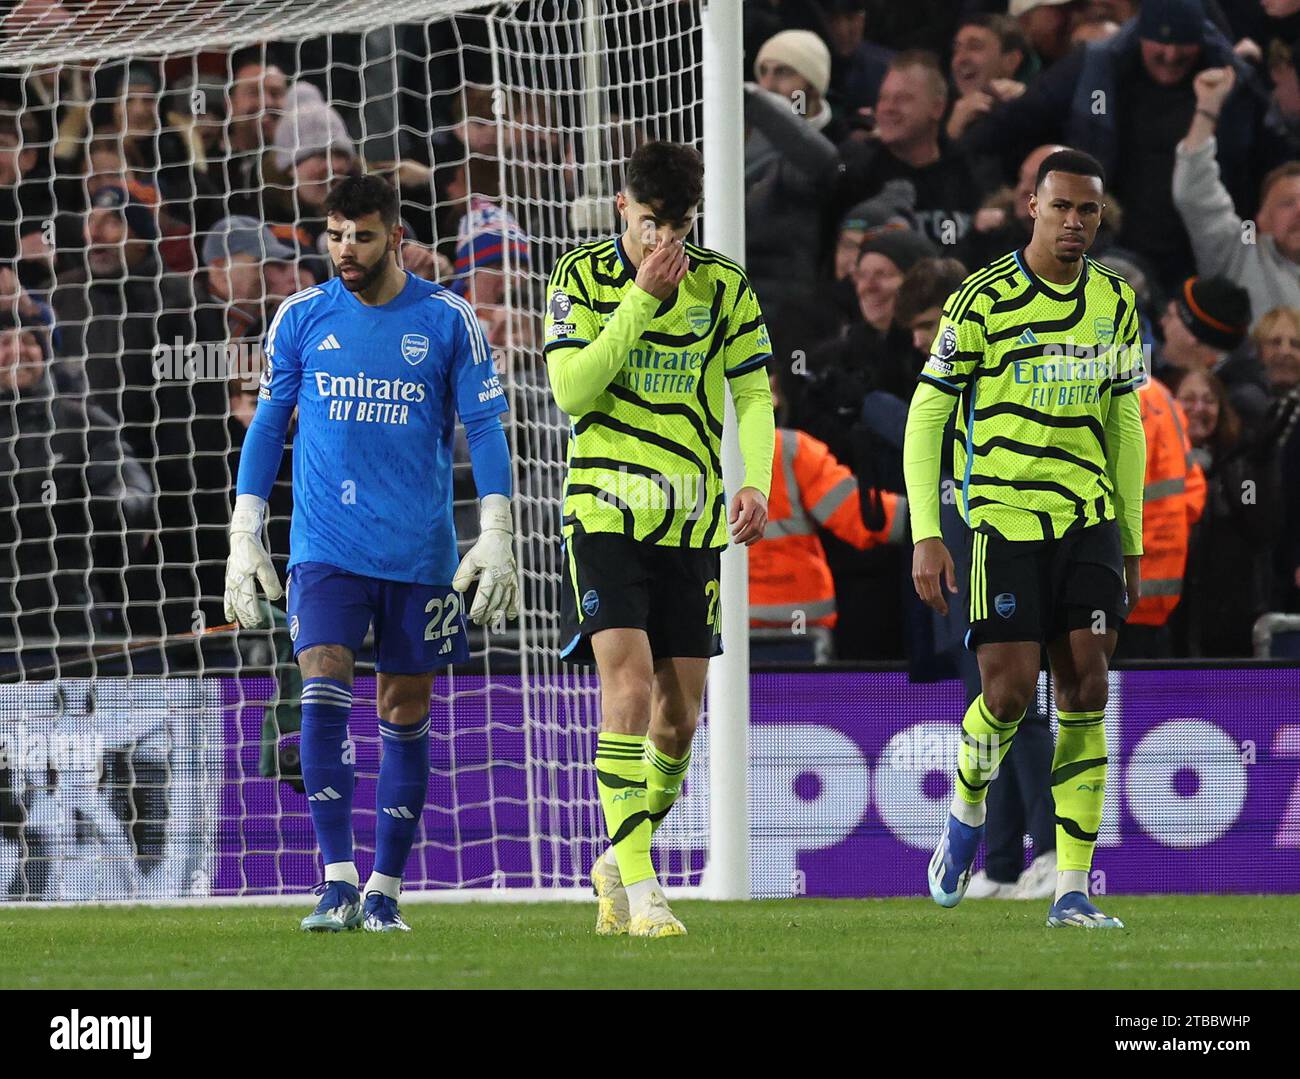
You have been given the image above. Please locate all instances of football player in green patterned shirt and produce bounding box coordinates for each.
[545,141,775,938]
[903,148,1146,929]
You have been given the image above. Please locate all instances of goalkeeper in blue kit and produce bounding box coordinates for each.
[224,176,517,932]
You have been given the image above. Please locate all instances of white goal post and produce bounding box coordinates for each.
[0,0,750,904]
[699,0,748,903]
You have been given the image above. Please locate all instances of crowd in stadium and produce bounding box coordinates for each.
[2,0,1300,665]
[742,0,1300,666]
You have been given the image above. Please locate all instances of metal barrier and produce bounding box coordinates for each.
[1253,613,1300,658]
[748,626,834,665]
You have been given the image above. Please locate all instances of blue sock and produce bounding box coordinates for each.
[373,715,430,881]
[300,677,355,872]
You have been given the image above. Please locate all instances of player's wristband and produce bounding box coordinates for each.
[479,492,513,534]
[230,493,268,536]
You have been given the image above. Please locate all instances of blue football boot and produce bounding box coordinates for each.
[928,814,984,908]
[300,880,363,932]
[363,891,411,932]
[1046,891,1125,929]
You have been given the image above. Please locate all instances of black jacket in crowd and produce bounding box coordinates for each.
[1,372,152,643]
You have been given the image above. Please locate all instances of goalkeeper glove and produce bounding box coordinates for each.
[452,493,519,626]
[224,494,283,628]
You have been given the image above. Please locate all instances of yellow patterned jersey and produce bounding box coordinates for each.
[545,236,771,548]
[919,249,1146,541]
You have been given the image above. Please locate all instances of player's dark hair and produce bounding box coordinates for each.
[957,14,1028,59]
[624,141,703,223]
[1035,148,1106,191]
[895,257,968,328]
[323,174,400,229]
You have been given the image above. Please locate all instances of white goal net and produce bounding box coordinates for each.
[0,0,716,901]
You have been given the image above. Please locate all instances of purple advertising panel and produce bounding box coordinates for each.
[213,669,1300,898]
[747,669,1300,897]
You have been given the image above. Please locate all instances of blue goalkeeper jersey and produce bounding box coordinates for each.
[253,271,507,583]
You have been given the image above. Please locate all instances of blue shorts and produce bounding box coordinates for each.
[286,561,470,673]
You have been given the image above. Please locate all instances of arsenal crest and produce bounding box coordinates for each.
[401,333,430,365]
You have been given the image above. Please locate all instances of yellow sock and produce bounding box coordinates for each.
[595,732,655,885]
[1052,710,1107,873]
[644,741,690,833]
[956,694,1024,805]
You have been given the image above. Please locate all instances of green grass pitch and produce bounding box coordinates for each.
[3,896,1298,989]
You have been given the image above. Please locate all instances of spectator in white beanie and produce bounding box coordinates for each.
[745,30,840,254]
[271,102,357,225]
[284,79,326,114]
[272,102,354,173]
[744,28,844,371]
[260,102,357,279]
[1009,0,1082,65]
[755,28,833,130]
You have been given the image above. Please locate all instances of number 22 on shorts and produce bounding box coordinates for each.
[704,578,720,632]
[424,593,462,641]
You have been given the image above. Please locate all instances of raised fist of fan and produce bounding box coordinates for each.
[1192,66,1235,114]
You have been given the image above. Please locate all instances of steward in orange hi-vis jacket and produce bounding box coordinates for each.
[1129,378,1206,626]
[749,427,907,628]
